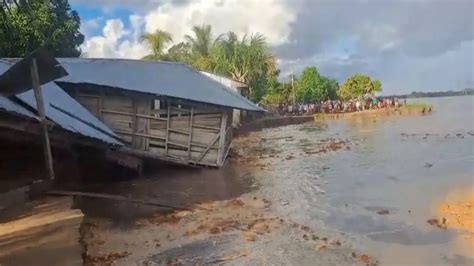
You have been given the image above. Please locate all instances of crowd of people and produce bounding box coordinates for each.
[274,97,406,116]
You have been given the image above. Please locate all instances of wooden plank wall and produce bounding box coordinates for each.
[67,85,232,167]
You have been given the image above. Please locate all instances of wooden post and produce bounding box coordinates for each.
[30,58,55,181]
[165,100,171,155]
[217,111,228,166]
[132,98,138,148]
[187,106,194,161]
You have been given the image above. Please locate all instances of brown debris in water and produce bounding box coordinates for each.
[243,232,258,241]
[427,218,447,229]
[358,253,379,266]
[227,199,245,208]
[262,198,272,208]
[376,209,390,215]
[85,251,131,265]
[316,244,327,251]
[148,212,183,225]
[301,225,311,232]
[305,138,351,155]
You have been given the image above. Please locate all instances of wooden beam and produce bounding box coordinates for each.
[100,109,133,117]
[197,131,220,162]
[118,147,201,168]
[132,97,138,147]
[101,109,169,122]
[30,58,55,181]
[217,112,228,166]
[165,100,171,155]
[167,141,188,149]
[187,106,194,161]
[168,128,190,135]
[114,130,165,141]
[169,106,191,113]
[192,124,221,132]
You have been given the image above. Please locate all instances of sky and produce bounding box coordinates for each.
[71,0,474,94]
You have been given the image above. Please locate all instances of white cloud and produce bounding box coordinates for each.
[143,0,295,45]
[81,18,148,58]
[80,0,296,59]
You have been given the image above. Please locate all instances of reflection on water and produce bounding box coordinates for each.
[254,96,474,265]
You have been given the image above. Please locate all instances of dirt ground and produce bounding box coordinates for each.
[80,131,376,266]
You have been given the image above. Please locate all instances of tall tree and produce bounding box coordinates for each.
[211,32,277,101]
[164,42,191,63]
[0,0,84,57]
[338,74,382,100]
[184,24,216,58]
[296,66,331,103]
[140,29,173,60]
[327,78,339,100]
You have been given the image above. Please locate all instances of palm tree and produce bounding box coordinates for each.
[212,32,276,84]
[140,29,173,59]
[184,24,218,58]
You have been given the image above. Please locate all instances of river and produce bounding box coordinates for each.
[251,96,474,265]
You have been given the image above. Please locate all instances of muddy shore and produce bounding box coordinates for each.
[314,105,433,121]
[79,130,376,265]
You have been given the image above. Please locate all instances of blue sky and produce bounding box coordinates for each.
[70,0,474,94]
[73,4,133,36]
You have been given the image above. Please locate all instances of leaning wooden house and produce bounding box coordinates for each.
[54,59,264,167]
[200,71,251,128]
[0,57,123,192]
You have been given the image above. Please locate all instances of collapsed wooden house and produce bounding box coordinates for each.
[53,59,264,167]
[0,57,124,191]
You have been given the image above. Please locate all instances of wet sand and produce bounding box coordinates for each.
[436,188,474,233]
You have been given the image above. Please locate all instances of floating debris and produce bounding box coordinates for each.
[427,218,447,229]
[85,251,131,265]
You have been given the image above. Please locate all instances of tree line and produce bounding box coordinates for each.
[0,0,383,104]
[264,67,382,105]
[140,25,277,102]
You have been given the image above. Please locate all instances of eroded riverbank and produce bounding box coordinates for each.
[79,131,374,265]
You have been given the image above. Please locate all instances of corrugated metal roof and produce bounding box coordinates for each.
[0,60,121,145]
[55,58,264,111]
[0,95,37,118]
[200,71,249,88]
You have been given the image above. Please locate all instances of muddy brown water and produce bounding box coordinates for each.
[248,96,474,265]
[76,163,257,227]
